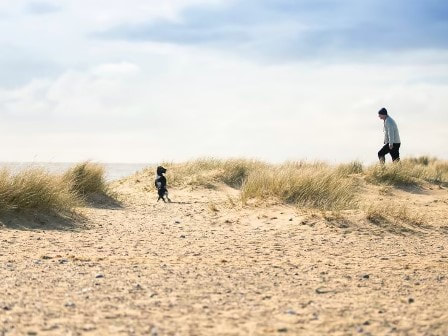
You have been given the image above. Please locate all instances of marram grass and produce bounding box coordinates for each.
[0,168,81,214]
[0,161,108,215]
[159,156,448,210]
[241,164,358,210]
[63,161,107,195]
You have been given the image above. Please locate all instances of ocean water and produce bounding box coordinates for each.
[0,162,150,181]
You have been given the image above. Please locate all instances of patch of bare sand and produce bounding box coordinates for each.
[1,180,448,335]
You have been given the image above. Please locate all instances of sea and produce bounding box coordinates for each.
[0,162,150,182]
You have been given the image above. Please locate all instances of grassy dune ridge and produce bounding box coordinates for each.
[161,157,448,211]
[0,161,107,215]
[1,157,447,216]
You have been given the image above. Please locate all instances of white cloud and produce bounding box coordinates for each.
[92,62,140,77]
[0,1,446,163]
[1,46,447,163]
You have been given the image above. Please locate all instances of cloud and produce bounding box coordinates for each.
[0,47,62,88]
[98,0,448,61]
[92,62,140,77]
[0,0,447,163]
[24,1,62,15]
[1,49,447,163]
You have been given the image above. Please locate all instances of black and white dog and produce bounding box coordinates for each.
[155,166,171,202]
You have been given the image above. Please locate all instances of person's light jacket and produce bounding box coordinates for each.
[384,116,401,144]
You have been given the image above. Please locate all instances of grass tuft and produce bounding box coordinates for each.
[366,158,448,186]
[241,164,358,210]
[365,162,422,186]
[364,202,425,227]
[0,161,109,216]
[0,168,81,214]
[163,158,268,189]
[63,161,107,195]
[336,161,364,176]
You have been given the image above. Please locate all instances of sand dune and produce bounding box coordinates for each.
[1,174,448,335]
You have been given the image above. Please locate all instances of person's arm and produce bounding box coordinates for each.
[386,119,395,149]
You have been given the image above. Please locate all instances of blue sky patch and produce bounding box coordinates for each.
[98,0,448,61]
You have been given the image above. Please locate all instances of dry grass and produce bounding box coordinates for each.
[364,201,425,227]
[241,163,358,210]
[162,158,268,189]
[419,161,448,185]
[336,161,364,176]
[0,168,81,214]
[0,162,109,216]
[365,162,422,186]
[63,161,107,195]
[366,157,448,186]
[141,159,358,211]
[131,156,447,213]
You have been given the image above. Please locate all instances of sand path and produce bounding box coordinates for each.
[1,184,448,335]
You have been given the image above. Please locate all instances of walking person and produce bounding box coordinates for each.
[377,108,401,163]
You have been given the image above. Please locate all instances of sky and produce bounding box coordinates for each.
[0,0,447,163]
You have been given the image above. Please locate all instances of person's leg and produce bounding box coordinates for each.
[378,144,390,164]
[391,143,401,162]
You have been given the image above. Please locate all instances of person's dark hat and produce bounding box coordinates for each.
[378,108,388,115]
[156,166,167,175]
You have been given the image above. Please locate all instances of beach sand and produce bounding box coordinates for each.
[1,177,448,335]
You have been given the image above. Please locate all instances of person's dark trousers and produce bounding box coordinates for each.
[378,143,401,163]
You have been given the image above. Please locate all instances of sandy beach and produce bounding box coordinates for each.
[1,175,448,335]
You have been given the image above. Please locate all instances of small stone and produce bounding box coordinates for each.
[95,274,104,278]
[315,287,333,294]
[150,327,159,336]
[363,320,370,325]
[408,298,415,304]
[289,218,293,221]
[180,235,186,238]
[41,255,52,260]
[64,301,76,308]
[82,324,96,331]
[174,221,180,224]
[59,259,68,264]
[278,327,288,333]
[3,306,11,311]
[285,309,297,315]
[362,274,370,279]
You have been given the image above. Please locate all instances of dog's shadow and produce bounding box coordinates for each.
[166,201,193,205]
